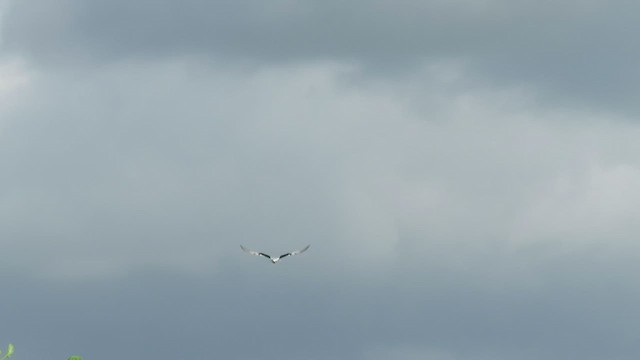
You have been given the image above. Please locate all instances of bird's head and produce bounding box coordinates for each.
[271,258,280,264]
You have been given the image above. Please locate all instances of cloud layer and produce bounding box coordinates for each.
[2,1,640,359]
[5,0,640,113]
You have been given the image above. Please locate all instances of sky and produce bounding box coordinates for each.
[1,1,640,359]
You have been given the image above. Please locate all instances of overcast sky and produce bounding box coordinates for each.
[1,1,640,359]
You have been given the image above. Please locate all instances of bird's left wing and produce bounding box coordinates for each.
[279,244,311,258]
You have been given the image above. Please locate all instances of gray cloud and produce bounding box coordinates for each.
[4,0,640,113]
[2,2,640,359]
[4,248,640,360]
[1,59,640,359]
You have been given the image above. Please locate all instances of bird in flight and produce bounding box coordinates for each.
[240,244,310,264]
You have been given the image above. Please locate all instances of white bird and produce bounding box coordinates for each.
[240,244,310,264]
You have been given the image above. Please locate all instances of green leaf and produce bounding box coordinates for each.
[0,343,14,360]
[68,356,83,360]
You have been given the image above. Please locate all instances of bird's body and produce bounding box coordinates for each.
[240,245,310,264]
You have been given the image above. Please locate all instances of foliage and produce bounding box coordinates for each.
[0,343,82,359]
[0,344,14,360]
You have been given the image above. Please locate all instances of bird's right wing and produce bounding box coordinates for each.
[240,245,271,259]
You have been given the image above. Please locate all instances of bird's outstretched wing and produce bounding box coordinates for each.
[279,244,311,259]
[240,245,271,259]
